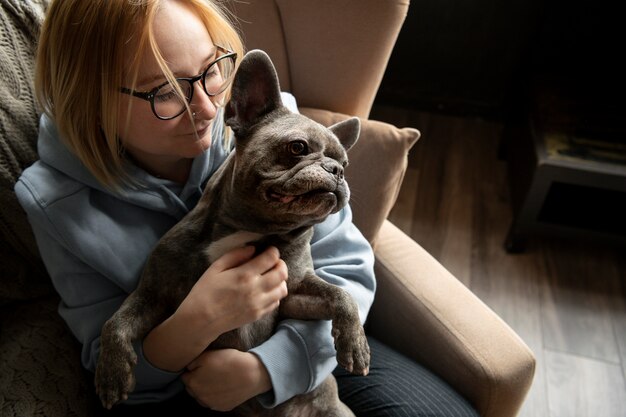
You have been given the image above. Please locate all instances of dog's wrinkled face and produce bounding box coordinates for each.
[240,113,350,220]
[225,50,360,229]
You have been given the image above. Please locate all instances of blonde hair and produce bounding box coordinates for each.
[35,0,244,188]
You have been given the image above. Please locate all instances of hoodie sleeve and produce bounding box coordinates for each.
[249,204,376,407]
[14,180,185,404]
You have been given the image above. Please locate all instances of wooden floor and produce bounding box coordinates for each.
[370,104,626,417]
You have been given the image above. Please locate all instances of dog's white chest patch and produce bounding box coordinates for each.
[206,231,264,263]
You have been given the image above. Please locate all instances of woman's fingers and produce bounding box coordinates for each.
[211,246,283,277]
[221,246,288,288]
[241,246,281,275]
[259,258,288,291]
[238,249,288,317]
[210,245,256,271]
[192,245,288,329]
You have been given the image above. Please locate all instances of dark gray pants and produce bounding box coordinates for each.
[333,337,479,417]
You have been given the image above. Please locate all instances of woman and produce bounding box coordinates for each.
[16,0,479,416]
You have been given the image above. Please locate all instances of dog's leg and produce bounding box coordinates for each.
[95,289,155,408]
[280,275,370,375]
[95,261,191,409]
[267,375,355,417]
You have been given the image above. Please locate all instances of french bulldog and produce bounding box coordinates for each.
[95,49,369,416]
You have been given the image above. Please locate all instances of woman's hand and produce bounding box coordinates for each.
[183,245,289,336]
[142,245,288,372]
[181,349,272,411]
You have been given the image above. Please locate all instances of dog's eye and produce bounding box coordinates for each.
[288,140,308,156]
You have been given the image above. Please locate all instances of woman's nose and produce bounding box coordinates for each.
[190,81,217,119]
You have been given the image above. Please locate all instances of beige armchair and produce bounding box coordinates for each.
[230,2,536,416]
[0,1,535,416]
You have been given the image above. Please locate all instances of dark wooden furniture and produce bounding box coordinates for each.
[505,113,626,252]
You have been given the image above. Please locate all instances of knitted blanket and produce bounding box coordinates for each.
[0,6,94,416]
[0,0,51,301]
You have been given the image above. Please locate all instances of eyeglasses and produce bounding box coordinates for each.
[120,46,237,120]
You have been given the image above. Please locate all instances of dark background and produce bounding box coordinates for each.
[375,0,625,141]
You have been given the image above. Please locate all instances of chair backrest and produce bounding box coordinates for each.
[226,0,410,118]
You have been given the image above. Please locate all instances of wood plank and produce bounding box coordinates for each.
[401,112,450,259]
[466,119,550,417]
[540,240,622,364]
[545,349,626,417]
[371,104,626,417]
[410,112,478,283]
[609,254,626,384]
[388,167,419,235]
[434,121,474,286]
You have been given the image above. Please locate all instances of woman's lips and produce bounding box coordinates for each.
[188,123,210,138]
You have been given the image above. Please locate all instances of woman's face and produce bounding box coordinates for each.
[118,0,220,176]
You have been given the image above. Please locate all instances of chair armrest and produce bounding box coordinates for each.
[367,220,536,417]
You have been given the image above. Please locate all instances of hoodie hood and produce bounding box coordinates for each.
[36,112,230,220]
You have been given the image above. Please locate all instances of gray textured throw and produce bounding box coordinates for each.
[1,7,93,417]
[0,0,51,300]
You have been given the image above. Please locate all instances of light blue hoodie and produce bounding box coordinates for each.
[14,95,376,407]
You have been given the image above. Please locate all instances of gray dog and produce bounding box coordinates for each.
[95,50,370,416]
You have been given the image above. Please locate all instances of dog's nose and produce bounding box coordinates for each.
[322,161,343,178]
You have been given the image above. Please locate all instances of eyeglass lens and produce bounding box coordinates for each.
[153,55,235,119]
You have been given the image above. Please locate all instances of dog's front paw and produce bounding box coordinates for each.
[95,341,137,409]
[332,323,370,376]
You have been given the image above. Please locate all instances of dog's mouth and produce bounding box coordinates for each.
[269,192,297,204]
[267,189,335,205]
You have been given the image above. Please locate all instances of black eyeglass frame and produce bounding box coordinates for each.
[120,46,237,120]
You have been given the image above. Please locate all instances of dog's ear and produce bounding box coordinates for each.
[225,50,283,136]
[329,117,360,152]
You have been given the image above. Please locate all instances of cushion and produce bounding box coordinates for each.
[0,0,53,304]
[300,107,420,245]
